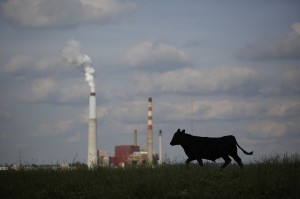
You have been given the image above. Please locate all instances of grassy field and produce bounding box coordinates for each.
[1,154,300,199]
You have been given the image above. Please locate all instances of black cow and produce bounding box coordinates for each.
[170,129,253,170]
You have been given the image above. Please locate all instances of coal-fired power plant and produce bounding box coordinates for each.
[147,97,153,163]
[88,92,97,168]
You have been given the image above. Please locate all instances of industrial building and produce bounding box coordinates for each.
[108,126,153,167]
[110,145,140,167]
[97,150,109,167]
[128,151,148,166]
[97,97,163,167]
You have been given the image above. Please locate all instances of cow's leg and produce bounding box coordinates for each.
[221,155,231,170]
[185,158,192,167]
[196,159,203,167]
[231,154,244,169]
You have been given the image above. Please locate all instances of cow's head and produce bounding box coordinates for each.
[170,129,185,146]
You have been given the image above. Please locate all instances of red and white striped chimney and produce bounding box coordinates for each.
[147,97,153,163]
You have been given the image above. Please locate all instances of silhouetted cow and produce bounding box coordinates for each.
[170,129,253,170]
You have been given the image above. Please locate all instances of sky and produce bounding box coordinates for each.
[0,0,300,165]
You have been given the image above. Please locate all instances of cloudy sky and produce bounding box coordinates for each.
[1,0,300,165]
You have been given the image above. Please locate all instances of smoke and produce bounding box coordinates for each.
[62,39,95,93]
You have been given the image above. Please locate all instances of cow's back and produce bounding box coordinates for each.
[181,135,237,161]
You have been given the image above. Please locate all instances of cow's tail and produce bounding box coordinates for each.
[235,139,253,155]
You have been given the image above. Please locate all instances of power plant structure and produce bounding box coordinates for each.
[147,97,153,163]
[87,92,97,168]
[158,130,163,165]
[109,130,148,167]
[111,145,140,167]
[134,129,138,146]
[88,97,161,167]
[97,150,109,166]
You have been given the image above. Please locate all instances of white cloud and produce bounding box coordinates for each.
[59,83,89,103]
[0,110,12,120]
[107,100,147,123]
[261,69,300,96]
[237,22,300,60]
[268,101,300,118]
[249,121,286,137]
[131,66,259,95]
[156,100,263,122]
[281,69,300,94]
[35,56,62,72]
[4,55,34,76]
[107,99,264,124]
[122,41,191,71]
[67,132,83,143]
[75,106,109,125]
[97,107,109,119]
[27,78,58,102]
[1,0,137,28]
[197,100,261,120]
[35,120,74,136]
[245,120,300,138]
[22,77,91,104]
[2,53,98,104]
[55,120,74,133]
[292,23,300,34]
[33,107,108,138]
[0,130,9,141]
[3,55,63,78]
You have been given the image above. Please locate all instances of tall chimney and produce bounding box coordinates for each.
[87,92,97,168]
[134,129,138,146]
[147,97,153,163]
[158,130,163,165]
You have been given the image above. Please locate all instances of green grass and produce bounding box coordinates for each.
[1,154,300,199]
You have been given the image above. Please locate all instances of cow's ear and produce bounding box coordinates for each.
[181,129,185,134]
[176,128,181,133]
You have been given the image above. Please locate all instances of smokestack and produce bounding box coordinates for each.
[147,97,153,163]
[88,92,97,168]
[158,130,162,165]
[61,39,97,168]
[134,129,138,146]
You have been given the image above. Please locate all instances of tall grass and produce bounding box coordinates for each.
[1,154,300,199]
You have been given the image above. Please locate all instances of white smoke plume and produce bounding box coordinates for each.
[62,39,95,93]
